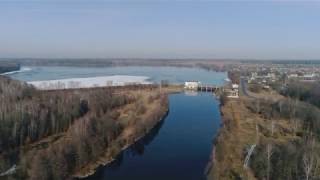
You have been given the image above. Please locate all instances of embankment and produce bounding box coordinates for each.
[207,97,257,180]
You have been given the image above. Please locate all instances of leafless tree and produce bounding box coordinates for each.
[303,137,318,180]
[255,99,261,114]
[255,122,259,143]
[271,121,275,136]
[266,143,274,180]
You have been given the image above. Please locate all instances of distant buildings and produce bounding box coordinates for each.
[288,73,318,82]
[248,72,277,84]
[301,74,317,81]
[224,83,239,98]
[288,74,298,79]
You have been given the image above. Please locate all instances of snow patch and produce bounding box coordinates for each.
[27,75,152,90]
[1,67,32,75]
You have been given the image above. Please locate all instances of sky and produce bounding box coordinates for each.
[0,0,320,60]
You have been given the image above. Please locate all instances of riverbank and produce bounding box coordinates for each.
[75,112,169,178]
[207,97,257,179]
[0,76,183,180]
[207,84,317,179]
[74,86,183,178]
[73,90,171,178]
[82,91,221,180]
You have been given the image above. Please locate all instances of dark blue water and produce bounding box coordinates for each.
[87,92,221,180]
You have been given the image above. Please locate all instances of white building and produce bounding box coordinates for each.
[303,74,317,81]
[288,74,298,79]
[184,81,200,90]
[232,84,239,89]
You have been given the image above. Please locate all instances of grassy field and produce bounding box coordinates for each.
[208,88,305,180]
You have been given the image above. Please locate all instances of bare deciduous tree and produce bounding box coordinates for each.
[303,137,318,180]
[266,143,274,180]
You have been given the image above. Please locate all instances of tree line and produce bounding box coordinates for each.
[245,96,320,180]
[279,80,320,108]
[0,62,20,74]
[0,76,168,180]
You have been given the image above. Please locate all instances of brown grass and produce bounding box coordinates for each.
[208,92,300,180]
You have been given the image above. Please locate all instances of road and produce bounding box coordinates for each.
[240,77,254,98]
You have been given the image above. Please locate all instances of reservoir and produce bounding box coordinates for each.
[8,66,227,85]
[7,66,225,180]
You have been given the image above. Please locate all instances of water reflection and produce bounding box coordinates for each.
[87,117,166,179]
[184,90,198,96]
[0,150,19,179]
[85,93,221,180]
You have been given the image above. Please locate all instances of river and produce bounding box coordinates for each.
[87,92,221,180]
[6,66,225,180]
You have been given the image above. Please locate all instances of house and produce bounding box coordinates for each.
[225,83,239,98]
[232,83,239,89]
[302,74,317,81]
[287,73,317,82]
[263,85,270,90]
[288,74,298,79]
[184,81,200,90]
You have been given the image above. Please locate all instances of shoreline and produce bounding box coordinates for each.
[0,85,179,179]
[0,63,21,75]
[0,67,29,75]
[205,99,224,177]
[72,90,180,179]
[75,109,170,179]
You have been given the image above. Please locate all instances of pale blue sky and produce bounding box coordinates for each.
[0,1,320,59]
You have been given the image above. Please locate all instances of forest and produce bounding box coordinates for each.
[0,76,168,179]
[3,58,227,72]
[279,80,320,108]
[246,97,320,180]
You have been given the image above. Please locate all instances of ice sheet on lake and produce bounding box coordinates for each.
[28,75,152,90]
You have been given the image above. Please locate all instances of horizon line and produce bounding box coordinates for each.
[1,57,320,61]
